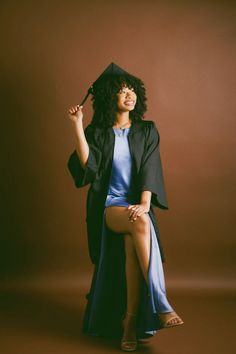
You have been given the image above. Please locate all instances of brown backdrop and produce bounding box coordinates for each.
[1,1,236,353]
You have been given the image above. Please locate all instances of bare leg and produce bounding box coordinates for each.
[105,206,150,284]
[124,233,143,314]
[129,216,150,285]
[122,233,143,342]
[105,206,184,327]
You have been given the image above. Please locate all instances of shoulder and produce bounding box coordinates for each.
[84,123,94,134]
[140,119,158,131]
[144,119,158,127]
[85,123,105,134]
[141,119,160,141]
[84,123,106,147]
[84,123,103,138]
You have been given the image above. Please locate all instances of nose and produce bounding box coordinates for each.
[126,91,133,98]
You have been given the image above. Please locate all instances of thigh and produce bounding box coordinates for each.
[105,206,134,234]
[105,206,150,235]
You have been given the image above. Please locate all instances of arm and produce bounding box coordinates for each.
[138,121,169,209]
[67,123,102,188]
[73,118,89,170]
[140,190,151,209]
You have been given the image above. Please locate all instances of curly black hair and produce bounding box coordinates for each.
[90,73,147,129]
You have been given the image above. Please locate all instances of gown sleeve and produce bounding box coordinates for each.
[67,124,102,188]
[139,121,169,209]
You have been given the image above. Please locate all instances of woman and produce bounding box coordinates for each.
[67,64,184,352]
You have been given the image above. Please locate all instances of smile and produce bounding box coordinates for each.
[124,100,135,105]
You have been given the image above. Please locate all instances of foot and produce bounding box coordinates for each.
[120,312,138,352]
[158,311,184,328]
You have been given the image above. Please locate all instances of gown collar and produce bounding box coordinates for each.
[107,119,143,136]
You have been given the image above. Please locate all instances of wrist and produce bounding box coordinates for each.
[73,118,83,128]
[141,201,150,209]
[140,191,151,210]
[73,119,84,136]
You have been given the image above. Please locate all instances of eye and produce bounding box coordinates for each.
[118,85,135,94]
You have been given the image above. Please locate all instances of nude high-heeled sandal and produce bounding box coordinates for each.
[158,311,184,328]
[120,311,138,352]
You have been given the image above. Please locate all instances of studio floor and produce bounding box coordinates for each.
[1,274,235,354]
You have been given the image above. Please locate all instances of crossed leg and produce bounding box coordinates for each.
[105,206,150,285]
[104,205,184,328]
[105,205,149,342]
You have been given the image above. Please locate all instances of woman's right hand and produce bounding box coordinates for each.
[68,104,83,123]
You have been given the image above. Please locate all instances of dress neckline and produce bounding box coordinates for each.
[108,120,142,136]
[112,127,131,130]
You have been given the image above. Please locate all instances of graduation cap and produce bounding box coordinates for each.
[79,62,136,106]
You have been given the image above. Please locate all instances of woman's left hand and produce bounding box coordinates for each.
[127,203,150,222]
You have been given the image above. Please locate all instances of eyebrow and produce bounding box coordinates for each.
[119,86,134,91]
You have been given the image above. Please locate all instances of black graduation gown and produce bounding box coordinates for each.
[67,119,170,338]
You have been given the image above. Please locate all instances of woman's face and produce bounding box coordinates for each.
[116,85,137,112]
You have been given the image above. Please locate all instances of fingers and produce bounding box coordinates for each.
[127,205,142,222]
[68,105,82,114]
[68,105,83,115]
[127,204,149,222]
[127,205,135,222]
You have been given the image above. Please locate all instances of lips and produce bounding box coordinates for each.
[124,100,135,105]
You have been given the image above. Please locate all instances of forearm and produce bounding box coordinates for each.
[140,190,151,208]
[72,119,89,170]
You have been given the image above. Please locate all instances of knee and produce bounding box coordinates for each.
[132,214,150,233]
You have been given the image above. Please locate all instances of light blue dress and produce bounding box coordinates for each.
[84,127,174,339]
[105,128,134,208]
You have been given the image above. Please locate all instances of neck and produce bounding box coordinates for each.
[114,111,130,126]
